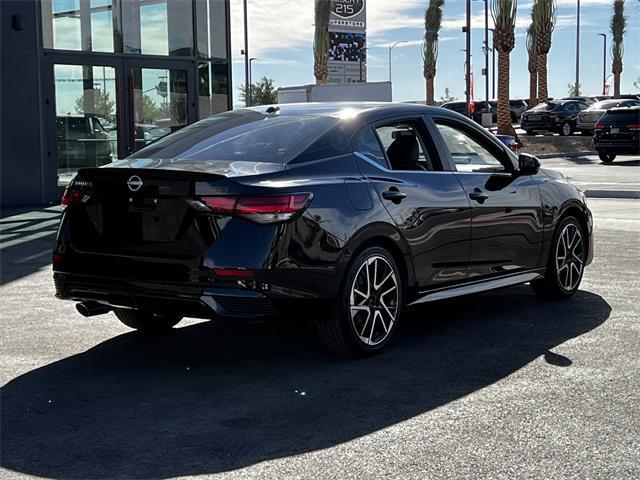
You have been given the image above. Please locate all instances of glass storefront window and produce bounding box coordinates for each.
[131,68,188,151]
[196,0,228,60]
[42,0,117,52]
[123,0,193,56]
[198,61,229,119]
[54,64,118,185]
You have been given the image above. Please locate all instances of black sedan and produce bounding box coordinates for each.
[577,99,640,135]
[53,103,593,356]
[521,100,589,136]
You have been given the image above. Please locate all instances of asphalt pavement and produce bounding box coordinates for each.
[1,155,639,480]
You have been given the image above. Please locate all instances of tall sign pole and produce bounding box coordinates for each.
[465,0,471,117]
[484,0,489,109]
[575,0,581,92]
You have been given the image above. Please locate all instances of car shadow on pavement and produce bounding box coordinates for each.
[0,287,610,479]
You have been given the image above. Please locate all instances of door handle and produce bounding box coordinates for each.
[382,188,407,203]
[468,188,489,203]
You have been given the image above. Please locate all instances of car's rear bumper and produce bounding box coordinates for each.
[54,272,284,319]
[521,117,555,131]
[593,139,640,154]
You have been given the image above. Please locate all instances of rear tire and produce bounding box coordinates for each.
[598,151,616,163]
[559,121,573,136]
[114,309,182,333]
[318,247,403,356]
[525,130,536,136]
[531,216,586,300]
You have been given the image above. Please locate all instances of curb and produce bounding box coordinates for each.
[585,190,640,200]
[536,151,596,159]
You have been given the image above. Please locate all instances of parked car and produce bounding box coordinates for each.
[489,99,529,123]
[593,106,640,163]
[561,96,598,105]
[441,100,495,125]
[56,115,112,169]
[577,99,640,135]
[521,100,589,136]
[495,134,519,153]
[54,103,593,356]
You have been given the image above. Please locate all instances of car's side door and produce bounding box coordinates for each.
[353,117,471,289]
[430,116,544,280]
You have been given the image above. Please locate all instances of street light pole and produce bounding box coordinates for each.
[359,47,369,82]
[575,0,581,92]
[388,40,407,83]
[243,0,250,107]
[597,33,607,95]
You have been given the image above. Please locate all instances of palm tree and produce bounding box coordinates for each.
[313,0,331,85]
[610,0,626,97]
[491,0,518,137]
[526,23,538,108]
[422,0,445,106]
[532,0,556,103]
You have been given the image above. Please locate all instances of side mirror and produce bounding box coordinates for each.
[518,153,540,175]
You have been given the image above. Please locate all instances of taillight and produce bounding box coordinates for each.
[60,188,84,210]
[470,103,476,114]
[202,193,312,224]
[628,123,640,131]
[61,177,92,211]
[595,123,605,130]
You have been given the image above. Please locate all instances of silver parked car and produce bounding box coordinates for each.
[577,99,640,135]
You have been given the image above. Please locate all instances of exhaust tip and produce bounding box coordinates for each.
[76,301,111,317]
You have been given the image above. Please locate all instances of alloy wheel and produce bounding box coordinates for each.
[562,122,571,136]
[349,255,399,346]
[555,223,584,291]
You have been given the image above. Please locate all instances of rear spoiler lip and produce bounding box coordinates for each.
[76,167,226,182]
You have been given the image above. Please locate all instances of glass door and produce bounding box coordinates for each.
[50,61,122,186]
[124,60,196,155]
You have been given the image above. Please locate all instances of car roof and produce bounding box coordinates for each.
[244,102,447,117]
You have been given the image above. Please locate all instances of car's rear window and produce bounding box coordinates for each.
[529,102,557,112]
[129,110,339,164]
[600,108,640,126]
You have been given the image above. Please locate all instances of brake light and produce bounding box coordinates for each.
[628,123,640,131]
[212,268,254,277]
[202,193,312,224]
[470,103,476,114]
[60,188,84,210]
[595,123,605,130]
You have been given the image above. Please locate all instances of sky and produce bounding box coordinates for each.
[229,0,640,106]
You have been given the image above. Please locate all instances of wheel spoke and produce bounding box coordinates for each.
[358,310,371,337]
[353,288,368,301]
[380,285,397,299]
[380,298,395,324]
[375,271,393,290]
[368,311,377,344]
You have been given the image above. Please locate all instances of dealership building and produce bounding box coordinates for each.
[1,0,232,206]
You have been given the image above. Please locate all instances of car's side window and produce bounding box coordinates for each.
[353,127,389,168]
[374,122,437,171]
[434,123,506,173]
[566,103,577,113]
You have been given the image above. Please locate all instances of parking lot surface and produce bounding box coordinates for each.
[1,155,639,480]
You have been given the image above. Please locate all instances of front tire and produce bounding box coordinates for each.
[531,216,586,300]
[114,309,182,333]
[318,247,403,356]
[598,151,616,163]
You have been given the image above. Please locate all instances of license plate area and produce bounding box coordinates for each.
[611,127,620,134]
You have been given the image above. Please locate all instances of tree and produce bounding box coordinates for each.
[611,0,626,97]
[440,87,457,102]
[532,0,556,103]
[526,23,538,107]
[422,0,445,106]
[74,89,115,118]
[139,95,169,123]
[567,82,581,96]
[313,0,331,85]
[491,0,518,137]
[239,77,278,106]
